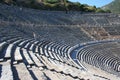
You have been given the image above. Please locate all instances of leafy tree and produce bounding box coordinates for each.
[86,6,97,12]
[0,0,110,13]
[62,0,68,13]
[96,8,105,13]
[105,9,111,13]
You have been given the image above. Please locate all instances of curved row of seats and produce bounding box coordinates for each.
[42,41,77,66]
[0,36,89,80]
[76,41,120,76]
[0,3,120,26]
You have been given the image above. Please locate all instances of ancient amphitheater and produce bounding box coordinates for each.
[0,3,120,80]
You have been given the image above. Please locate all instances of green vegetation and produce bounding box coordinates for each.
[102,0,120,14]
[0,0,111,13]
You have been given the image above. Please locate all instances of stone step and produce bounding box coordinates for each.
[56,54,64,62]
[6,37,21,44]
[35,45,39,53]
[13,63,33,80]
[29,41,39,51]
[14,47,23,63]
[12,39,23,45]
[24,40,35,50]
[40,56,56,70]
[0,42,7,50]
[29,44,34,51]
[52,52,60,61]
[22,49,34,66]
[35,41,46,53]
[3,39,25,60]
[0,60,13,80]
[28,66,47,80]
[4,44,14,59]
[44,49,49,57]
[40,47,44,55]
[18,39,32,47]
[48,58,67,72]
[0,41,8,60]
[44,70,61,80]
[48,51,54,59]
[29,51,44,67]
